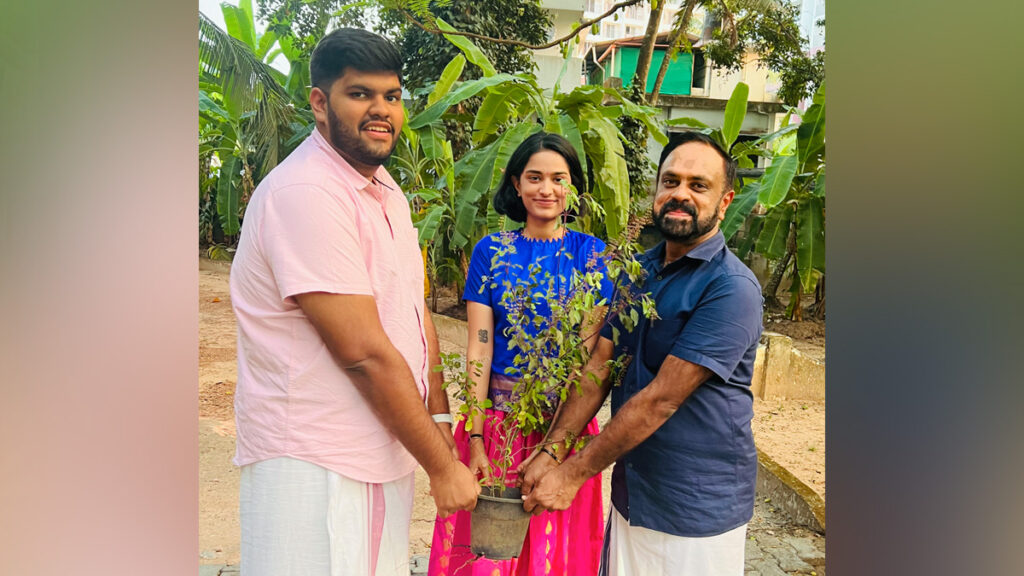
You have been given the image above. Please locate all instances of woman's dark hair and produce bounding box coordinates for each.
[493,131,587,223]
[310,28,403,92]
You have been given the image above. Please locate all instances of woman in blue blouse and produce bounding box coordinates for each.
[429,132,611,575]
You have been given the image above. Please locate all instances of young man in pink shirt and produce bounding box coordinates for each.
[229,28,479,576]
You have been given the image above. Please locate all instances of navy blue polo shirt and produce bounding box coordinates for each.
[600,231,763,537]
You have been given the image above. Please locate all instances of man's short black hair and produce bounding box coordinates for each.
[309,28,403,91]
[657,131,737,192]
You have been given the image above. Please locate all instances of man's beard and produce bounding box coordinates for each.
[652,199,719,243]
[326,104,396,167]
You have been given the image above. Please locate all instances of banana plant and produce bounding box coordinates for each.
[390,20,666,301]
[395,18,664,248]
[742,82,824,305]
[198,4,310,238]
[665,81,825,312]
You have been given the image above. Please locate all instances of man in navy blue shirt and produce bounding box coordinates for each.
[520,131,763,575]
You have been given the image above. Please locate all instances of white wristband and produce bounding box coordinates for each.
[431,413,454,425]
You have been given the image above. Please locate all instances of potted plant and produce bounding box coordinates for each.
[438,218,657,559]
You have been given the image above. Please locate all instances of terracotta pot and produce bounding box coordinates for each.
[470,486,531,559]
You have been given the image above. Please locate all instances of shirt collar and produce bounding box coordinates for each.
[685,230,726,262]
[643,230,726,273]
[309,128,395,201]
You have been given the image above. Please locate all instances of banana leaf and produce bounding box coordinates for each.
[796,196,825,290]
[721,181,760,240]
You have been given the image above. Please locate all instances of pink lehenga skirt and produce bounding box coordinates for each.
[427,403,604,576]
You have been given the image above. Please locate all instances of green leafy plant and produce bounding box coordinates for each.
[726,83,825,316]
[667,81,826,318]
[438,225,657,489]
[389,24,666,303]
[198,5,312,242]
[206,243,236,262]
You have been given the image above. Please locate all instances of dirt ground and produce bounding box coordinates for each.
[199,264,826,565]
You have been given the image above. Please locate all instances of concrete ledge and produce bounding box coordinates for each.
[750,332,825,401]
[199,256,232,275]
[657,93,789,114]
[431,312,468,349]
[756,448,826,534]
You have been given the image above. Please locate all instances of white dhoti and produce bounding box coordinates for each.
[240,456,415,576]
[598,507,747,576]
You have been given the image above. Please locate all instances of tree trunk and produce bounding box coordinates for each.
[620,83,652,201]
[200,153,214,245]
[763,251,791,311]
[633,0,667,104]
[650,0,695,105]
[811,274,825,319]
[430,269,438,313]
[785,228,802,321]
[763,225,796,310]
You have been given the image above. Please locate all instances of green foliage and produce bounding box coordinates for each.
[579,106,630,237]
[796,82,826,172]
[207,243,236,262]
[216,156,243,236]
[721,81,749,150]
[380,0,551,158]
[439,231,657,487]
[720,181,759,240]
[757,154,798,208]
[700,1,824,106]
[428,52,467,106]
[391,34,665,297]
[666,81,754,159]
[667,82,826,305]
[719,82,826,297]
[433,17,498,78]
[257,0,367,60]
[776,48,825,108]
[619,83,656,211]
[386,0,549,93]
[795,195,824,289]
[755,203,792,259]
[408,73,524,129]
[199,12,298,168]
[198,9,313,246]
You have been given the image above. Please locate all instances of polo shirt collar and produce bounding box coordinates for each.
[644,230,726,274]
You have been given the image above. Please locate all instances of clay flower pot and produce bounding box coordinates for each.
[470,486,531,559]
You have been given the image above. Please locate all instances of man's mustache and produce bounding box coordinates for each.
[659,200,696,219]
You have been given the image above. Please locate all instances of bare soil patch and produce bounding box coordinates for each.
[766,314,826,362]
[752,397,826,499]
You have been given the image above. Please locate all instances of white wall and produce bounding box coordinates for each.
[535,54,585,91]
[536,0,586,90]
[703,53,782,103]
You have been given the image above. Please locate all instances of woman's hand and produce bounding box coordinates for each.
[467,437,492,483]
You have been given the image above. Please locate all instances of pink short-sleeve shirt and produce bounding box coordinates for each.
[229,128,428,483]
